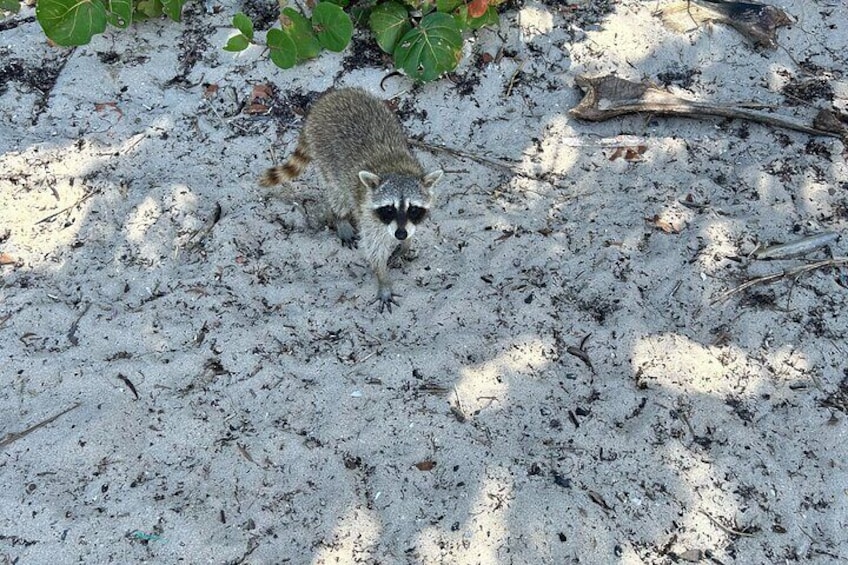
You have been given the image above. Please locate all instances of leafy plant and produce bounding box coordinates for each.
[370,0,503,80]
[35,0,186,46]
[226,0,504,82]
[1,0,21,19]
[225,2,353,70]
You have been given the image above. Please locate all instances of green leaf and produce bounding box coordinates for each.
[267,28,297,69]
[106,0,131,28]
[411,0,436,12]
[393,12,462,82]
[1,0,21,17]
[311,2,352,53]
[232,12,254,41]
[223,33,250,51]
[281,7,320,61]
[348,5,371,26]
[368,1,410,54]
[324,0,349,6]
[160,0,184,21]
[36,0,107,46]
[435,0,462,13]
[135,0,162,19]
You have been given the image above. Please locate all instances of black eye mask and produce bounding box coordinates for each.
[407,206,428,224]
[375,206,396,225]
[374,204,428,225]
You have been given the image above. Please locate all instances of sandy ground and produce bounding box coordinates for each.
[2,0,848,563]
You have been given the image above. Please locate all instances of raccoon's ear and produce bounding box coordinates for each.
[358,171,381,190]
[422,170,443,189]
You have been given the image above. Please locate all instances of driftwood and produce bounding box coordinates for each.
[659,0,792,49]
[570,75,847,141]
[752,232,839,260]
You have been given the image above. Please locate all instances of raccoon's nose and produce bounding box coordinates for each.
[395,228,408,240]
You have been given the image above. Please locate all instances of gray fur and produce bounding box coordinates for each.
[261,88,443,312]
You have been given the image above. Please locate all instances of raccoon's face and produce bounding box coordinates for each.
[372,198,429,241]
[359,170,443,241]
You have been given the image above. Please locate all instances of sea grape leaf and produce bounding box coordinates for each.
[104,0,131,27]
[436,0,462,12]
[36,0,107,46]
[223,33,250,52]
[393,12,462,82]
[160,0,184,21]
[135,0,162,19]
[232,12,253,41]
[1,0,21,17]
[311,2,352,53]
[368,1,410,54]
[282,7,321,61]
[267,28,297,69]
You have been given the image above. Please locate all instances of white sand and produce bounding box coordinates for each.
[2,1,847,562]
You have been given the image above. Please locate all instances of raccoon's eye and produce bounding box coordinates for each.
[407,206,428,223]
[374,206,396,225]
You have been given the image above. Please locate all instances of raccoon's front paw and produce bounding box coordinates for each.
[339,233,358,249]
[372,287,400,313]
[336,220,358,249]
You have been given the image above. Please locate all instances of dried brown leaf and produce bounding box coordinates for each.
[609,145,647,161]
[646,215,680,234]
[244,103,270,115]
[251,83,274,100]
[94,101,122,120]
[414,460,437,471]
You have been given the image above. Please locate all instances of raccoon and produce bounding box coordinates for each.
[259,88,443,312]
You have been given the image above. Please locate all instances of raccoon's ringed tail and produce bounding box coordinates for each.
[258,145,311,187]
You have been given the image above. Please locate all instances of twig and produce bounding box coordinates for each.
[67,302,91,346]
[677,408,697,439]
[354,351,376,365]
[566,333,594,372]
[698,509,757,538]
[36,188,101,225]
[0,402,82,449]
[120,132,147,155]
[183,202,223,253]
[505,60,525,99]
[117,373,140,400]
[451,386,468,423]
[712,257,848,304]
[408,138,516,175]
